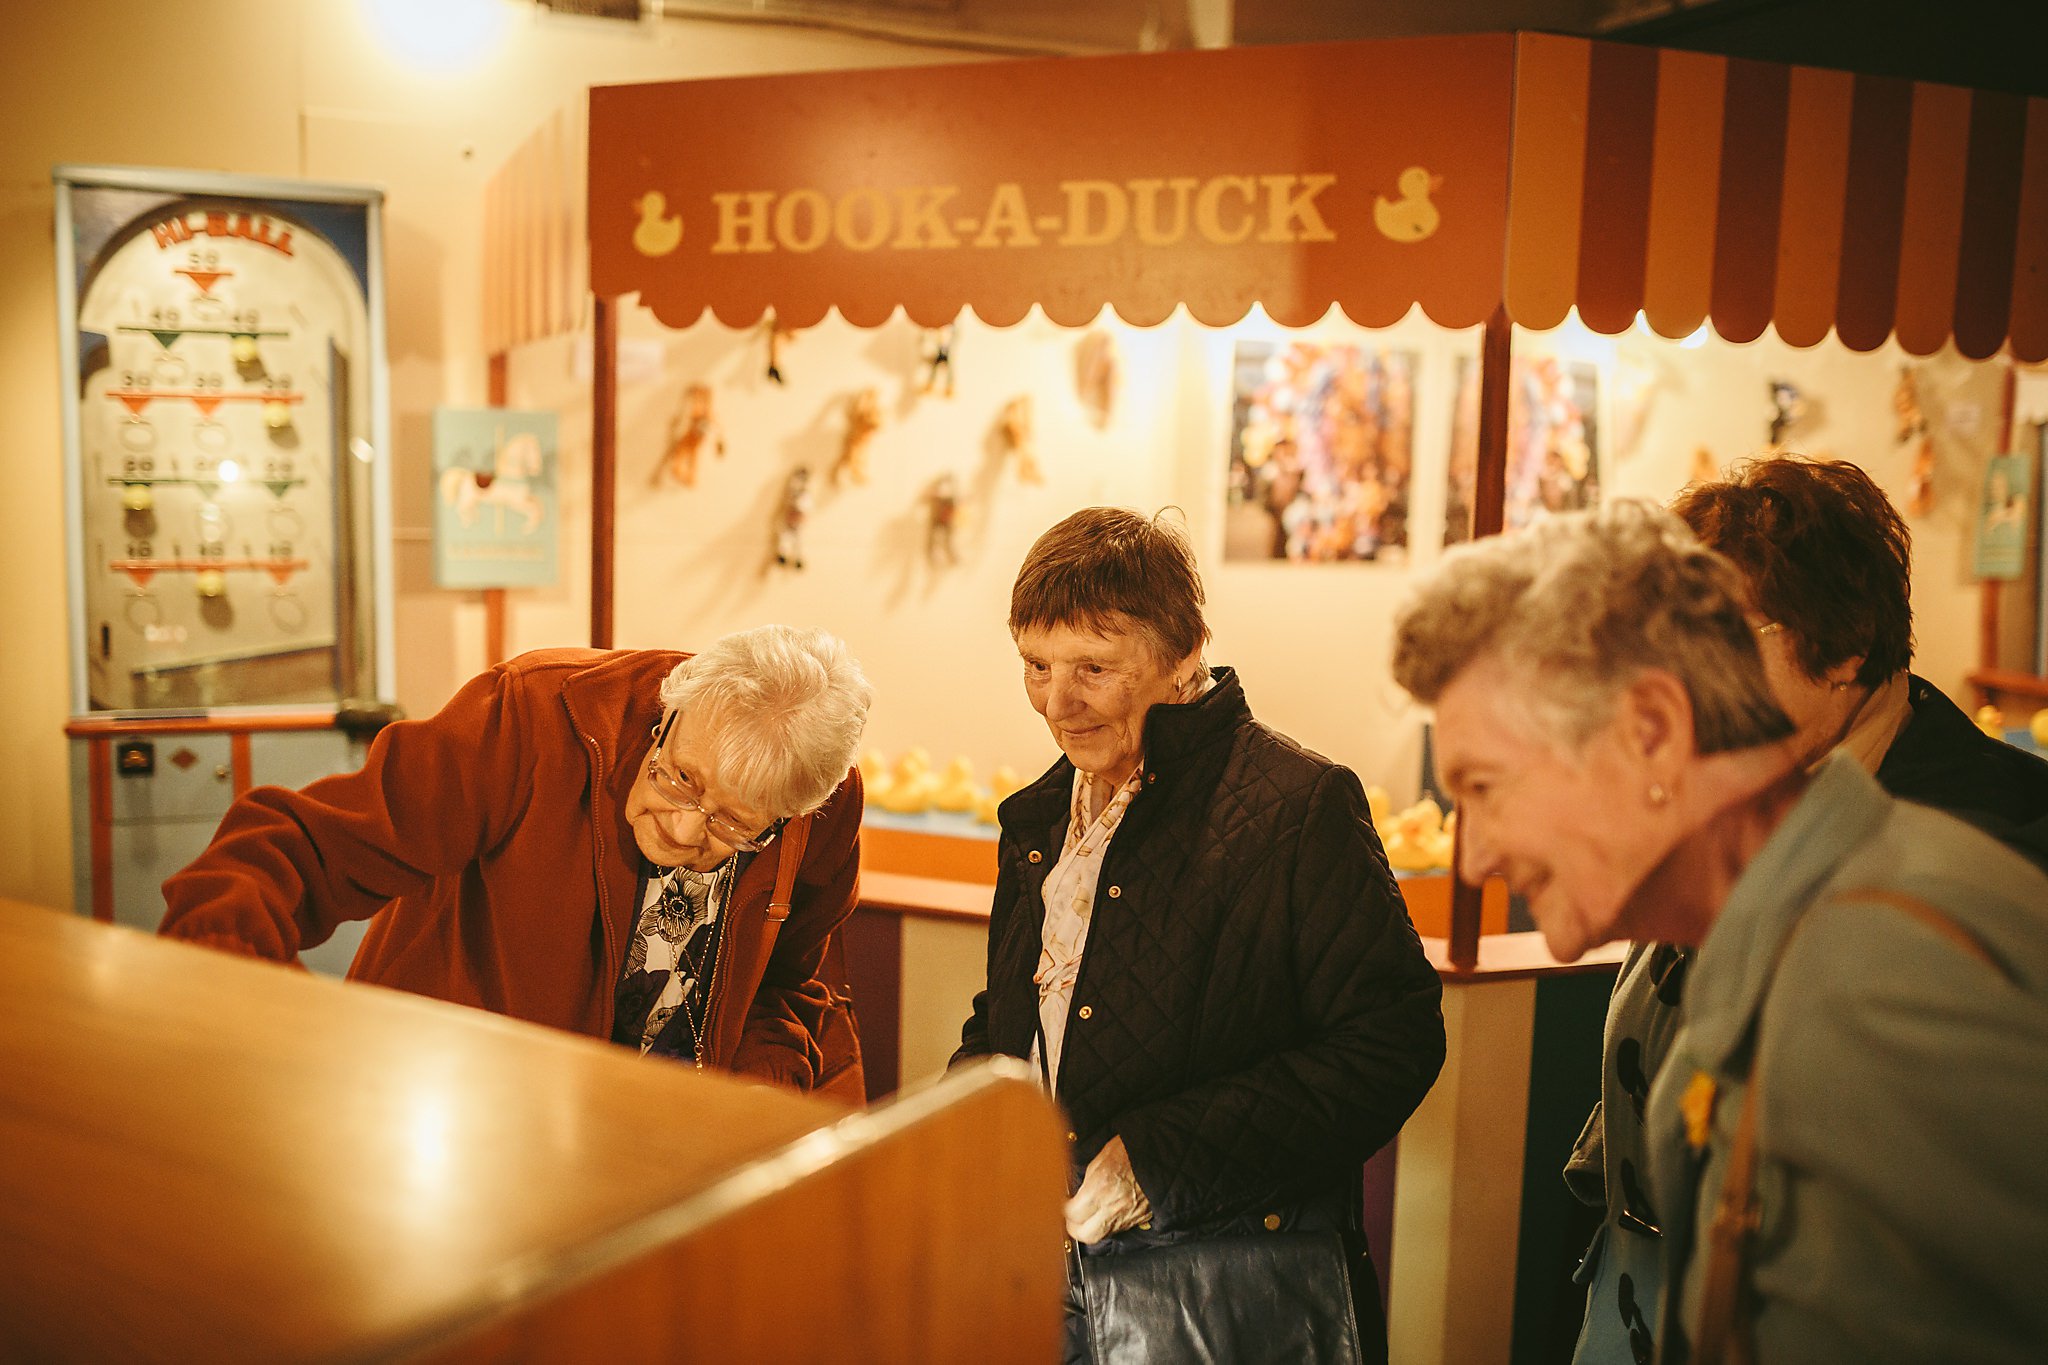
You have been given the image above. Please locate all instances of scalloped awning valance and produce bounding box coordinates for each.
[583,32,2048,360]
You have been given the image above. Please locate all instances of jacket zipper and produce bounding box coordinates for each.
[578,725,621,1014]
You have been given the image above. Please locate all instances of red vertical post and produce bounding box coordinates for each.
[591,297,619,649]
[484,352,509,667]
[1448,307,1514,971]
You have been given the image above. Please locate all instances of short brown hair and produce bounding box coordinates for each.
[1670,455,1912,687]
[1009,507,1210,666]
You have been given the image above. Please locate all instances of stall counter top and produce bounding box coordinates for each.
[0,898,842,1361]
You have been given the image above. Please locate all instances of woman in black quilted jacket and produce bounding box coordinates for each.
[954,507,1446,1364]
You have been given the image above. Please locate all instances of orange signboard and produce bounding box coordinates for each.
[579,33,2048,360]
[589,35,1515,331]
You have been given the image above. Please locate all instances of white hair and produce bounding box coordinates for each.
[1392,502,1793,755]
[658,624,872,817]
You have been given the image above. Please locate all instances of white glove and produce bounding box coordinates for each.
[1065,1135,1152,1243]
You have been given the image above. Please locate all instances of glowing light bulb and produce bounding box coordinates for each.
[218,459,242,483]
[359,0,511,73]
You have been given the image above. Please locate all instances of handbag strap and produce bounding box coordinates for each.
[1690,886,2008,1365]
[766,813,811,927]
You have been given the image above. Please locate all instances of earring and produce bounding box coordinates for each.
[1648,782,1670,807]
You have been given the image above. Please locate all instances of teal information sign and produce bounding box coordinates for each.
[433,407,559,590]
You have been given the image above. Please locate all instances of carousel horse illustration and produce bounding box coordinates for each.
[440,427,545,534]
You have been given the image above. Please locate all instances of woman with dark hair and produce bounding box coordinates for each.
[1564,456,2048,1365]
[955,507,1444,1364]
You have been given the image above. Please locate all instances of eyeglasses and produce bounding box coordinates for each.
[645,711,783,853]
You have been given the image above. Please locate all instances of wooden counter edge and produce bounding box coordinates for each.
[383,1058,1052,1362]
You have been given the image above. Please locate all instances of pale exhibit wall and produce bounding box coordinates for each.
[0,1,968,911]
[513,302,2006,819]
[0,4,2012,916]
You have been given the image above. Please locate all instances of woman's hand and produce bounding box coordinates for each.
[1065,1135,1152,1243]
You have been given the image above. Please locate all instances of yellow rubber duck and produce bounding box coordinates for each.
[632,191,683,258]
[1364,784,1392,828]
[975,765,1022,825]
[1976,704,2006,740]
[857,748,886,799]
[1373,167,1442,243]
[1383,797,1451,872]
[932,756,981,814]
[876,747,939,815]
[2031,709,2048,748]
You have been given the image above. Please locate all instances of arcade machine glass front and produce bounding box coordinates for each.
[55,166,394,968]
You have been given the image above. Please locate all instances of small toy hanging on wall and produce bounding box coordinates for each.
[662,382,724,487]
[926,473,961,565]
[762,311,796,385]
[921,323,958,397]
[1688,445,1720,487]
[1075,329,1119,429]
[998,395,1044,484]
[1894,365,1935,515]
[834,388,882,485]
[1767,380,1807,446]
[774,466,813,570]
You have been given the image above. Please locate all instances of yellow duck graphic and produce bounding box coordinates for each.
[632,191,683,258]
[1374,167,1442,243]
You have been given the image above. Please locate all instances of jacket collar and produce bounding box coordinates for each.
[1681,754,1890,1070]
[997,665,1250,827]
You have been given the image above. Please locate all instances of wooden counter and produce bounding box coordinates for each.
[0,898,1065,1362]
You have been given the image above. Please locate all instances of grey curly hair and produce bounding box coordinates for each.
[658,624,872,817]
[1391,502,1793,755]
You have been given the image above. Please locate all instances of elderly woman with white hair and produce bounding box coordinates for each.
[163,624,874,1098]
[1392,502,2048,1364]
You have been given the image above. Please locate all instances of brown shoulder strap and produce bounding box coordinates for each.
[767,813,812,925]
[1691,887,2007,1365]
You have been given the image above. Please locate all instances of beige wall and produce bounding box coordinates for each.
[0,3,2017,911]
[523,301,2009,817]
[0,1,971,910]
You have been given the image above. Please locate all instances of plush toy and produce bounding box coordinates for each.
[1075,329,1119,429]
[834,388,882,486]
[1688,445,1720,487]
[1767,380,1807,446]
[998,396,1043,484]
[926,473,961,565]
[762,312,796,385]
[774,466,813,570]
[662,383,724,487]
[921,323,958,397]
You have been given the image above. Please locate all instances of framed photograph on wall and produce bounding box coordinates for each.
[1444,354,1601,545]
[1223,341,1416,564]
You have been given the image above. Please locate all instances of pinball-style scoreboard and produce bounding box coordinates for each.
[55,166,395,968]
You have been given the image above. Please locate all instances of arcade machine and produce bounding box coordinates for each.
[55,166,397,974]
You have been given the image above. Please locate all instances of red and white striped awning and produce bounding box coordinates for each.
[550,32,2048,358]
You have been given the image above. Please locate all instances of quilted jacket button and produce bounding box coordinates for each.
[1107,885,1121,898]
[1145,771,1157,783]
[1028,850,1043,864]
[1066,1131,1078,1143]
[1263,1213,1282,1231]
[1078,1005,1093,1020]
